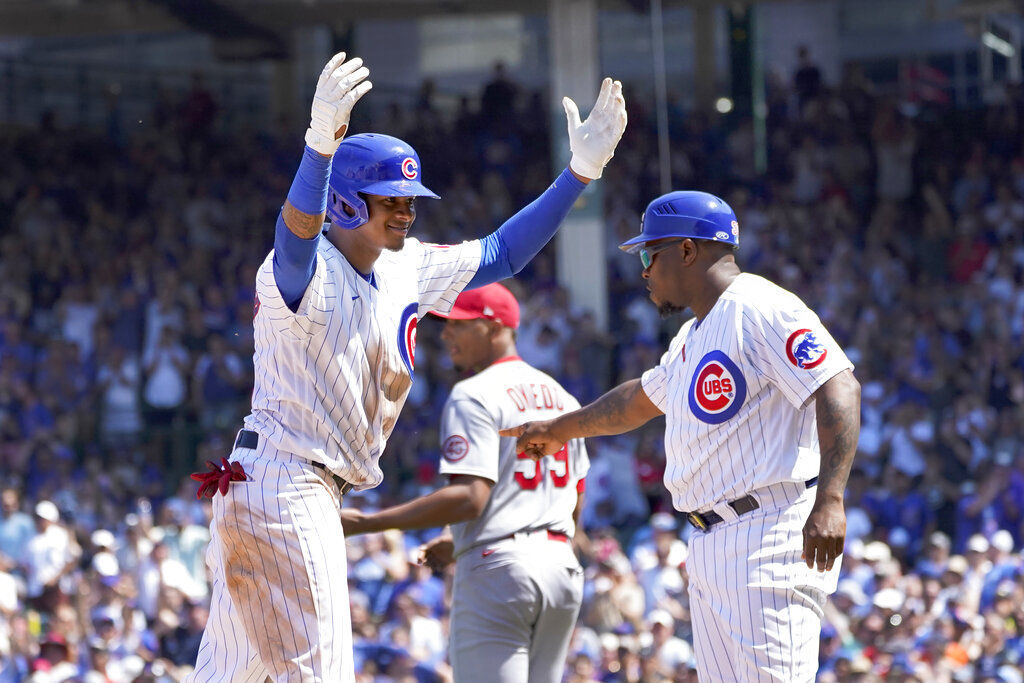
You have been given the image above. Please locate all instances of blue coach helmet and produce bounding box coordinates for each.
[618,191,739,253]
[327,133,440,230]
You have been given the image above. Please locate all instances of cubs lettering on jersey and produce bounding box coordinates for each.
[437,357,589,557]
[687,350,746,424]
[640,272,853,514]
[244,235,481,491]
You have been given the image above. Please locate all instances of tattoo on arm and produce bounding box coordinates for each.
[574,379,660,437]
[282,200,327,240]
[815,371,861,501]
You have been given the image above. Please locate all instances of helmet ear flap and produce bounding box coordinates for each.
[327,188,369,229]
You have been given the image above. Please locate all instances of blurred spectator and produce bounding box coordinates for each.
[645,609,694,675]
[24,501,78,615]
[191,334,245,431]
[96,345,143,446]
[136,541,204,621]
[180,72,218,140]
[793,45,822,115]
[480,62,518,130]
[29,632,76,682]
[159,602,207,668]
[0,488,33,571]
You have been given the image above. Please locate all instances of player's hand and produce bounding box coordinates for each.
[499,420,567,460]
[340,507,372,536]
[305,52,373,156]
[418,535,454,573]
[802,498,846,572]
[562,77,627,180]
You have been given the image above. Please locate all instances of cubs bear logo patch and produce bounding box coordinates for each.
[786,329,827,369]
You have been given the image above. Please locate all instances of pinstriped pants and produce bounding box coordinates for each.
[685,481,838,682]
[187,444,354,683]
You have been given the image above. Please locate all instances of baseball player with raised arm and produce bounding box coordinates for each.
[186,52,625,682]
[340,282,588,683]
[502,191,861,682]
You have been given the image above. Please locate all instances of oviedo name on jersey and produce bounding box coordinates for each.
[506,383,565,412]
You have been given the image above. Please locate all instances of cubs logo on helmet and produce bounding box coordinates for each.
[786,329,827,369]
[398,303,418,373]
[401,157,418,180]
[688,350,746,424]
[326,134,440,230]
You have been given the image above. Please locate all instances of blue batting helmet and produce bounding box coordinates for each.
[618,191,739,253]
[327,133,440,229]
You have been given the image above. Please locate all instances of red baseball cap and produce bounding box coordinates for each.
[433,282,520,329]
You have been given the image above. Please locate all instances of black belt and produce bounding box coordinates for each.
[234,430,354,495]
[684,477,818,532]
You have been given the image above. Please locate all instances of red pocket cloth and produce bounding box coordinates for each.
[191,458,249,499]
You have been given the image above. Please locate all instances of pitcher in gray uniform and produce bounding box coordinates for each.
[341,282,588,683]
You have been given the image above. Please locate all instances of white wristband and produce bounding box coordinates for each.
[305,127,339,156]
[569,154,605,180]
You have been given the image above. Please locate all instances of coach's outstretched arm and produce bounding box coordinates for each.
[468,78,627,288]
[274,52,372,310]
[803,368,861,573]
[500,378,662,458]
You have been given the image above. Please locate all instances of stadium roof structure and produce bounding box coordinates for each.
[3,0,1017,53]
[0,0,696,40]
[3,0,1020,37]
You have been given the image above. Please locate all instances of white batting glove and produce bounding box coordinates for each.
[305,52,373,156]
[562,77,627,180]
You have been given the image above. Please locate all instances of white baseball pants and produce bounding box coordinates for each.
[686,481,839,682]
[187,442,354,682]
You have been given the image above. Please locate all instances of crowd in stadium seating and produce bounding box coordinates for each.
[1,53,1023,682]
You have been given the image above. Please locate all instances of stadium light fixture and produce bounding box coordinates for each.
[982,31,1015,58]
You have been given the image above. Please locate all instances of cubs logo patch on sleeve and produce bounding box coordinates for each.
[688,350,746,424]
[786,329,827,369]
[442,435,469,462]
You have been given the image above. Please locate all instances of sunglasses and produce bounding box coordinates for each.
[639,239,685,270]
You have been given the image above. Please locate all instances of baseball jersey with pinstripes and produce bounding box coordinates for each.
[243,235,481,490]
[641,272,853,513]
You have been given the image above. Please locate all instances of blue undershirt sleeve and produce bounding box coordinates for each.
[273,213,320,312]
[468,167,586,288]
[273,146,331,312]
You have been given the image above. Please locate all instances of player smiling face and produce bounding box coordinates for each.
[361,194,417,252]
